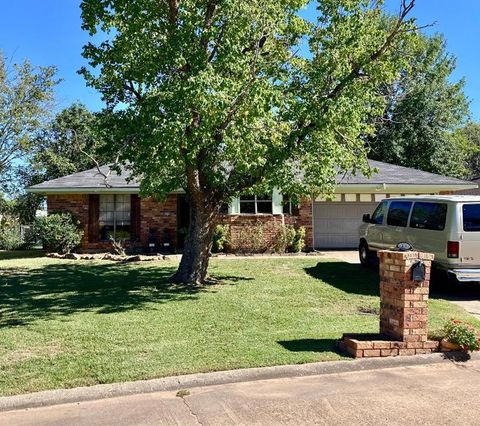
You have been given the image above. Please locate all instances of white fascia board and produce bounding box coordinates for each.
[334,183,478,194]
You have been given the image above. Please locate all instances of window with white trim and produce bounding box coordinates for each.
[240,193,272,214]
[99,194,131,240]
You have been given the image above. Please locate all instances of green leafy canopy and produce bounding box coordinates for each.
[0,52,59,188]
[369,34,471,178]
[79,0,418,201]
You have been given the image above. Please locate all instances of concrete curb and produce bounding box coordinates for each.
[2,351,479,413]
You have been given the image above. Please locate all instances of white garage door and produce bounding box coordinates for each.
[313,202,378,249]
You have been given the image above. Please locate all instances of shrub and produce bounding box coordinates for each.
[444,319,480,352]
[33,212,84,254]
[273,224,296,253]
[0,225,23,250]
[229,221,267,254]
[212,225,230,253]
[292,226,306,253]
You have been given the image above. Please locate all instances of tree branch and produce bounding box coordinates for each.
[201,1,218,50]
[166,0,180,27]
[123,80,142,101]
[73,129,120,188]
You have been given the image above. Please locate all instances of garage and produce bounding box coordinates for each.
[310,160,479,249]
[313,198,378,249]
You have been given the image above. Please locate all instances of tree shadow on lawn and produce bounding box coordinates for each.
[305,261,380,297]
[278,338,340,354]
[0,262,248,327]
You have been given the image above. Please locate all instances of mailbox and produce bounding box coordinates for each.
[412,260,425,282]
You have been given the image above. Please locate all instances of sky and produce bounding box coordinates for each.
[1,0,479,118]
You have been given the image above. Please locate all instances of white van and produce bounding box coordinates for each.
[359,195,480,282]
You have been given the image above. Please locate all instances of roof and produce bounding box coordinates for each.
[27,160,477,194]
[339,160,473,186]
[29,165,141,194]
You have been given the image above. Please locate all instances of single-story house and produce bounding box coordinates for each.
[28,160,477,251]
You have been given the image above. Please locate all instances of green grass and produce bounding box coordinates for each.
[0,252,479,396]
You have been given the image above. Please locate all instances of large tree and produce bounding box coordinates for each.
[0,53,58,188]
[368,34,471,178]
[80,0,419,284]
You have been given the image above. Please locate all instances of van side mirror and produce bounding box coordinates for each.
[362,214,371,223]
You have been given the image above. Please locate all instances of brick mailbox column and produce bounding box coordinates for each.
[339,250,439,358]
[379,250,433,343]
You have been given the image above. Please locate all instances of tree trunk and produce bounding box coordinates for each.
[170,192,218,285]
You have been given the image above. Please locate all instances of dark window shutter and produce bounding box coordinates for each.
[88,195,100,243]
[291,203,300,216]
[131,194,141,242]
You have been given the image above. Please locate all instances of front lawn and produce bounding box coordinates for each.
[0,252,478,396]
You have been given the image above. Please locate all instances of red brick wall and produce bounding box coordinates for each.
[217,197,313,251]
[297,197,313,249]
[139,195,178,247]
[46,194,179,251]
[47,194,314,252]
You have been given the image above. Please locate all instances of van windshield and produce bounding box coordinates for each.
[463,204,480,232]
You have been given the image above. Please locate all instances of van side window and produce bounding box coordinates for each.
[409,202,447,231]
[371,201,387,224]
[387,201,412,227]
[463,204,480,231]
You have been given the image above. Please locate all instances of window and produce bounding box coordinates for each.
[99,194,131,240]
[282,196,299,215]
[463,204,480,232]
[371,201,387,225]
[240,193,272,214]
[409,202,447,231]
[387,201,412,227]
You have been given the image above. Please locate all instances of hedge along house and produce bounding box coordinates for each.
[28,160,477,251]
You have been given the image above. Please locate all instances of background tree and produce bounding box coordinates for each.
[80,0,419,284]
[14,103,110,223]
[456,121,480,178]
[0,53,58,188]
[368,34,471,177]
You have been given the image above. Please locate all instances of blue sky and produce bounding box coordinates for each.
[1,0,479,119]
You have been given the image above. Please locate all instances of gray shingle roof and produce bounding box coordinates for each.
[29,165,140,191]
[338,160,474,186]
[28,160,475,193]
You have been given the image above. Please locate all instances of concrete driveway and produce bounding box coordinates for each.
[316,250,360,264]
[2,358,480,425]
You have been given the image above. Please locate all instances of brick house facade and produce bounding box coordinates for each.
[47,193,313,252]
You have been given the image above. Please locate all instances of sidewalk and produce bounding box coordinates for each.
[2,355,480,425]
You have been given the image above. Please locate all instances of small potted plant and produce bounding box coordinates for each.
[441,319,480,352]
